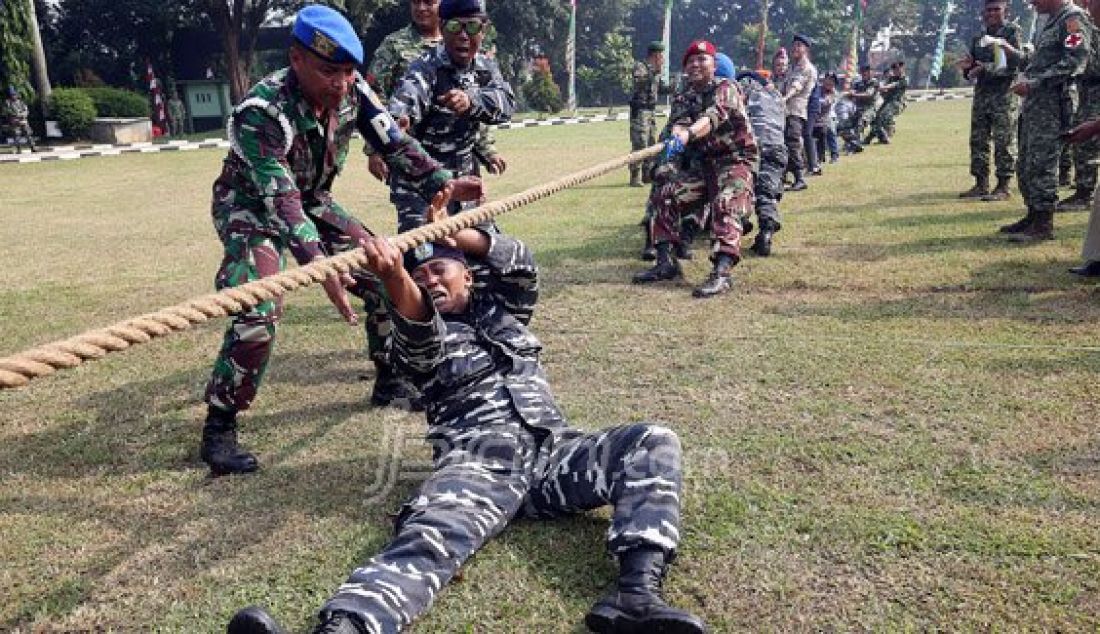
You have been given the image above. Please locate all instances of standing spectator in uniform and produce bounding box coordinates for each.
[804,63,823,176]
[633,40,758,298]
[997,0,1091,241]
[780,34,817,191]
[1057,0,1100,211]
[226,225,706,634]
[199,5,481,475]
[739,69,787,257]
[629,41,671,187]
[2,87,35,153]
[167,87,187,137]
[812,73,838,166]
[366,0,506,184]
[957,0,1023,200]
[864,61,908,145]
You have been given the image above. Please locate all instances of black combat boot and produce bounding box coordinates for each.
[633,243,681,283]
[751,221,777,257]
[675,223,696,260]
[311,611,367,634]
[960,176,990,199]
[370,362,424,412]
[787,169,808,192]
[201,406,259,476]
[1069,260,1100,277]
[227,606,286,634]
[692,255,735,299]
[1007,209,1054,243]
[998,208,1034,234]
[1056,187,1093,212]
[641,221,657,261]
[980,176,1011,201]
[585,546,706,634]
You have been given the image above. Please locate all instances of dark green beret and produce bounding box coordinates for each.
[648,41,666,53]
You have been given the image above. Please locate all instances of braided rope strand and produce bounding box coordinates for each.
[0,144,664,389]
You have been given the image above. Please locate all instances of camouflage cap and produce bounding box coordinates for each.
[404,241,468,272]
[647,41,666,53]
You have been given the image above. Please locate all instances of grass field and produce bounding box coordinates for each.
[1,99,1099,633]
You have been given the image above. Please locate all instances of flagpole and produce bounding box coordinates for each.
[927,0,954,89]
[661,0,672,86]
[567,0,577,112]
[756,0,769,71]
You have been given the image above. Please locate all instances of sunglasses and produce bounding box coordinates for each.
[443,19,487,36]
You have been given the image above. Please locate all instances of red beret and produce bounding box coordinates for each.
[682,39,716,67]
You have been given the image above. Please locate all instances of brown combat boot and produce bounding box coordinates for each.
[981,177,1011,201]
[1007,210,1054,243]
[998,209,1034,234]
[960,176,990,199]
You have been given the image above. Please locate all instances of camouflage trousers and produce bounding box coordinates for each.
[204,225,390,413]
[3,120,35,152]
[868,101,903,142]
[1071,82,1100,193]
[650,161,753,262]
[630,107,658,182]
[970,90,1018,181]
[1018,90,1069,213]
[784,115,806,175]
[755,144,788,231]
[322,421,684,633]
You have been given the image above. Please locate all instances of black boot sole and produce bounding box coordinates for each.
[585,606,706,634]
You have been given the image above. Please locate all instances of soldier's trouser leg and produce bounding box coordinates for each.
[1017,94,1064,214]
[1073,85,1100,195]
[755,147,787,231]
[992,96,1019,182]
[784,115,806,176]
[1060,143,1074,184]
[802,116,819,172]
[205,233,285,412]
[651,169,706,249]
[524,424,683,556]
[629,110,654,183]
[707,163,752,263]
[969,97,993,181]
[323,421,537,633]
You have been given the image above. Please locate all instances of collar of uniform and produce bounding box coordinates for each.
[405,24,442,47]
[436,44,486,72]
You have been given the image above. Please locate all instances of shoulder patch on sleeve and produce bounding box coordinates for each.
[1066,32,1085,49]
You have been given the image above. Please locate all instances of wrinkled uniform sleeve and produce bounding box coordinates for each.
[232,105,324,265]
[356,79,453,200]
[466,60,516,125]
[478,233,539,325]
[388,291,447,377]
[367,35,398,96]
[1029,13,1091,85]
[473,124,499,165]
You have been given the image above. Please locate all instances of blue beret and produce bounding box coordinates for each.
[715,53,735,80]
[292,5,363,65]
[440,0,486,20]
[736,70,767,86]
[404,241,468,272]
[792,33,814,47]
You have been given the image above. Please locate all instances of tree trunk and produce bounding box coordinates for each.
[25,0,51,116]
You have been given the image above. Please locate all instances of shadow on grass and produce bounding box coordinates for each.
[799,190,962,215]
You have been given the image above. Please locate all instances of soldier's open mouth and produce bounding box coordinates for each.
[429,289,448,305]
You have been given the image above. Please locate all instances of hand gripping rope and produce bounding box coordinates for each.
[0,143,664,390]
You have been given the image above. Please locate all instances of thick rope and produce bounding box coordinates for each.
[0,143,665,389]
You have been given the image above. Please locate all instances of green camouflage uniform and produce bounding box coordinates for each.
[1070,14,1100,198]
[1017,2,1091,215]
[629,59,669,184]
[206,68,451,413]
[867,72,908,142]
[2,94,35,153]
[368,25,500,172]
[848,75,879,141]
[968,21,1022,182]
[167,95,187,136]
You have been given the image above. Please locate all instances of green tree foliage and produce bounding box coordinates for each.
[523,68,563,113]
[0,0,33,97]
[49,87,96,137]
[577,31,633,106]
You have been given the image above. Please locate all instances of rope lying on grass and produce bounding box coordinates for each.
[0,143,665,390]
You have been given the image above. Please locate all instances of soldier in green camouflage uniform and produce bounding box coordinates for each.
[998,0,1091,241]
[2,87,36,153]
[1058,3,1100,211]
[865,61,908,145]
[958,0,1022,200]
[844,65,878,152]
[201,6,481,476]
[366,0,505,183]
[629,41,670,187]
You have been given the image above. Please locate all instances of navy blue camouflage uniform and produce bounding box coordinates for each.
[388,46,516,232]
[321,234,685,633]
